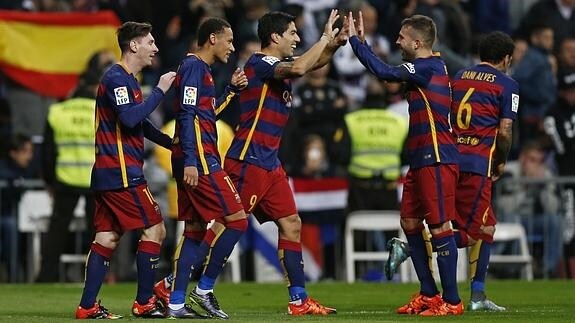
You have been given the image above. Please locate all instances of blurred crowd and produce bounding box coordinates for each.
[1,0,575,282]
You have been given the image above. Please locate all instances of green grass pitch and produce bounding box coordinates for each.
[0,280,572,322]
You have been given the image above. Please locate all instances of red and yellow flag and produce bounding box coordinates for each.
[0,10,121,98]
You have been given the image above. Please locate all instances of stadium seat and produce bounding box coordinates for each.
[344,210,409,282]
[490,222,534,281]
[18,190,87,282]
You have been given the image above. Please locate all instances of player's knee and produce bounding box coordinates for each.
[185,220,207,232]
[142,222,166,243]
[428,221,452,235]
[225,217,248,232]
[94,231,121,249]
[281,214,301,231]
[400,218,423,233]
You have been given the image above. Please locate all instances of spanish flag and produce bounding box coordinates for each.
[0,10,121,98]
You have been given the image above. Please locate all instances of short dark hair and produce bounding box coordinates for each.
[401,15,436,48]
[258,11,296,48]
[6,133,31,152]
[117,22,152,53]
[529,22,552,37]
[197,17,231,47]
[520,140,544,155]
[478,31,515,64]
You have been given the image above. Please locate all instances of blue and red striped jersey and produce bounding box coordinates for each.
[91,64,171,191]
[171,54,237,180]
[451,63,519,176]
[226,53,292,170]
[349,36,458,169]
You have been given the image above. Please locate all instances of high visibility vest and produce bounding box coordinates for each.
[47,97,95,187]
[345,108,408,179]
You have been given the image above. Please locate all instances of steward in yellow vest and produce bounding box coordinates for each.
[36,71,100,282]
[344,93,408,212]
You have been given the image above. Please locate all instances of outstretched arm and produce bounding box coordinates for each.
[312,14,350,69]
[273,9,340,79]
[347,11,405,82]
[116,71,176,128]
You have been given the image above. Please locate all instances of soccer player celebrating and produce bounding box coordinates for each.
[219,9,345,315]
[162,17,248,319]
[348,12,463,316]
[75,22,176,319]
[387,31,518,311]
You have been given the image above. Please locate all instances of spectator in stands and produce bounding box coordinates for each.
[295,134,333,178]
[558,37,575,72]
[516,0,575,54]
[0,134,34,282]
[496,141,563,278]
[287,63,348,176]
[463,0,512,36]
[0,97,12,150]
[333,2,389,108]
[416,0,472,57]
[512,23,556,144]
[544,66,575,278]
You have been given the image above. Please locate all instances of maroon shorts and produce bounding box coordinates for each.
[224,158,297,223]
[400,164,458,225]
[453,172,496,240]
[177,170,244,223]
[94,184,163,233]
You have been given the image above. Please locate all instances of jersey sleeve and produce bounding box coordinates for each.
[252,55,281,81]
[105,75,164,128]
[349,36,431,86]
[143,118,172,149]
[500,78,519,120]
[177,60,202,168]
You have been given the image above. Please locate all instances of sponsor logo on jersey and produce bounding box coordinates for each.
[402,62,416,74]
[511,93,519,113]
[114,86,129,105]
[183,86,198,105]
[262,55,280,65]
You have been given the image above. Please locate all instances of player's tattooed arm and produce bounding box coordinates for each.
[496,118,513,161]
[492,118,513,181]
[273,61,301,79]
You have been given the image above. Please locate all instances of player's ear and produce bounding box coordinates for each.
[210,33,216,45]
[271,33,280,44]
[130,40,138,53]
[413,39,420,50]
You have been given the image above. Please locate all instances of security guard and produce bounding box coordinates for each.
[344,87,408,212]
[36,71,100,282]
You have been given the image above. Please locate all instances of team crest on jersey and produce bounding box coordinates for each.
[183,86,197,105]
[262,55,280,65]
[511,93,519,113]
[401,63,416,74]
[114,86,129,105]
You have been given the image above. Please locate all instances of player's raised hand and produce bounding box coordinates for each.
[357,10,365,42]
[333,13,349,46]
[231,68,248,90]
[157,71,176,94]
[348,12,357,38]
[322,9,340,41]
